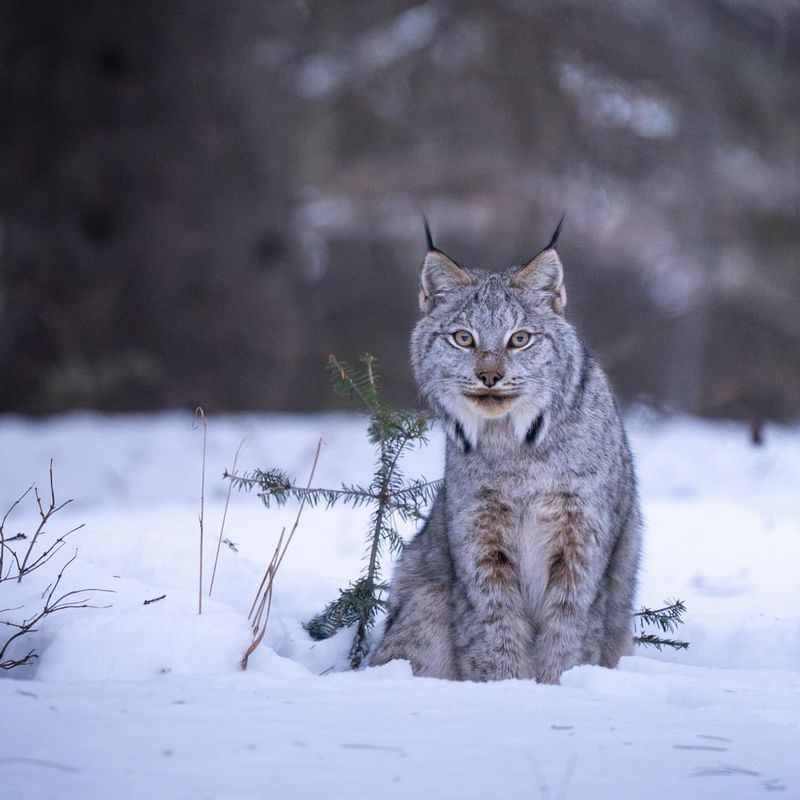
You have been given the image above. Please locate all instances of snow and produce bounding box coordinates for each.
[2,411,799,798]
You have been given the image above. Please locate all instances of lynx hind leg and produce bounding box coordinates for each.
[599,505,642,668]
[370,496,458,679]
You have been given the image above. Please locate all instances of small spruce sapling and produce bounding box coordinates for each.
[229,355,440,668]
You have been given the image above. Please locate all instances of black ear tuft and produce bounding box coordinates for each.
[545,213,566,251]
[423,217,435,252]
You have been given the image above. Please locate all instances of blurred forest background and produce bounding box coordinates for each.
[1,0,798,422]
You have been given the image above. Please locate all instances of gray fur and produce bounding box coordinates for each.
[370,238,642,684]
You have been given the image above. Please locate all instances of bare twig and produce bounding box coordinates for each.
[143,594,167,606]
[1,485,33,582]
[17,461,74,582]
[241,438,323,670]
[0,549,113,669]
[0,648,37,670]
[209,438,246,597]
[1,485,33,530]
[1,466,110,670]
[2,475,72,588]
[21,524,85,576]
[193,408,207,614]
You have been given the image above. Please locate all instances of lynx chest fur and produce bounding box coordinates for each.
[370,222,642,684]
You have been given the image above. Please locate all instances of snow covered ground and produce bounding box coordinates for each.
[1,411,798,798]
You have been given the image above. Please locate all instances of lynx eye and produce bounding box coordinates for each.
[452,330,475,348]
[508,330,532,349]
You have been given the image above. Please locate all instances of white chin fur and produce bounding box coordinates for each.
[448,394,542,450]
[510,402,544,442]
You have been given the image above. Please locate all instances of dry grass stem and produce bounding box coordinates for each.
[209,438,246,598]
[193,407,207,615]
[248,526,285,627]
[241,438,323,670]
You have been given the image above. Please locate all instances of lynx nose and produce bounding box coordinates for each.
[476,369,503,388]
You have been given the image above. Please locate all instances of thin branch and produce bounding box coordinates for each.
[143,594,167,605]
[0,485,33,582]
[0,549,111,664]
[0,541,23,583]
[22,525,85,577]
[1,485,33,530]
[18,461,73,582]
[1,465,109,671]
[0,648,37,670]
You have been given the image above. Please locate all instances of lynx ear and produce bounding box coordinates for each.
[419,224,474,313]
[420,251,474,313]
[511,249,566,313]
[511,218,567,313]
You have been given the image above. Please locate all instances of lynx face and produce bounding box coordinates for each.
[410,237,572,449]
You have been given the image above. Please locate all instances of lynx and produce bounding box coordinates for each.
[370,220,642,684]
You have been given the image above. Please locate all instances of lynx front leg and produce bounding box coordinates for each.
[533,492,606,684]
[371,582,457,678]
[450,488,535,681]
[370,494,458,679]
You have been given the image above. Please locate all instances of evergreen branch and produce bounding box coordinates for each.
[328,355,382,414]
[226,470,376,510]
[305,578,389,668]
[384,508,405,555]
[224,468,293,501]
[633,598,689,651]
[230,470,439,519]
[634,599,687,634]
[389,479,442,521]
[633,633,690,651]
